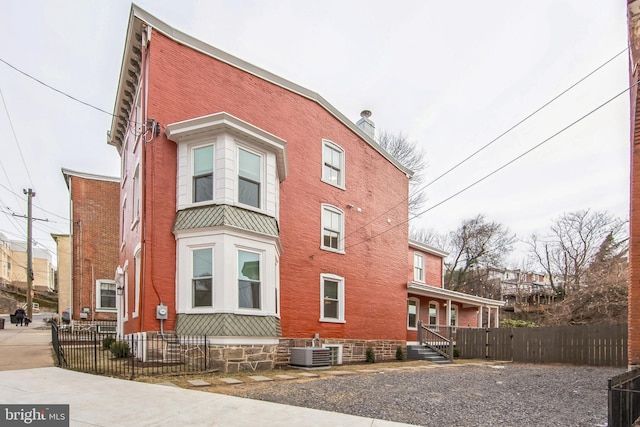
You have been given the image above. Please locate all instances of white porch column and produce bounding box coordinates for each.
[487,306,491,328]
[478,305,483,328]
[446,299,452,326]
[494,306,500,327]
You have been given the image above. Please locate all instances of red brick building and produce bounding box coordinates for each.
[108,5,502,371]
[62,169,120,322]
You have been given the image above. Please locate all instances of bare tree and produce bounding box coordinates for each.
[443,214,516,293]
[525,210,627,299]
[377,130,427,215]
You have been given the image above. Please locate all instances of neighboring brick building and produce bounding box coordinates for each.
[406,240,503,344]
[62,169,120,322]
[107,5,502,371]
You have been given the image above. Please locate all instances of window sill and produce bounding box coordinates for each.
[320,179,345,191]
[96,308,117,313]
[319,318,345,324]
[320,246,345,255]
[407,327,417,331]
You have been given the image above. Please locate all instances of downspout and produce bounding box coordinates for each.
[68,197,73,322]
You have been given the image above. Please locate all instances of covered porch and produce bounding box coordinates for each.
[406,281,506,344]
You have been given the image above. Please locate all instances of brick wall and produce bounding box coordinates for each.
[138,31,410,342]
[70,175,119,321]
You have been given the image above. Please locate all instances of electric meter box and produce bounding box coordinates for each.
[156,304,169,320]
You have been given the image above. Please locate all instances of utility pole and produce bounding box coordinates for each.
[24,188,34,320]
[11,189,47,321]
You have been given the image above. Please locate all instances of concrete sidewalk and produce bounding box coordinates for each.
[0,319,412,426]
[0,367,412,426]
[0,321,54,371]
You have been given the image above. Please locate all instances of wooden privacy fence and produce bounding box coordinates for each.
[457,323,627,366]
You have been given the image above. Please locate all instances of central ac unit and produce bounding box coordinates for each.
[289,347,330,368]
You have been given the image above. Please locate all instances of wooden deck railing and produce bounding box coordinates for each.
[417,320,454,361]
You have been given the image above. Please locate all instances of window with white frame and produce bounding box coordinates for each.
[132,164,140,223]
[133,247,141,318]
[407,298,419,329]
[192,145,214,203]
[414,253,424,282]
[96,280,116,311]
[322,140,344,188]
[321,205,344,252]
[429,301,438,327]
[320,274,344,322]
[192,248,213,307]
[450,305,458,329]
[238,250,261,309]
[238,148,261,208]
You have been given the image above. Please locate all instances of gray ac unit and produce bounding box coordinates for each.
[289,347,330,368]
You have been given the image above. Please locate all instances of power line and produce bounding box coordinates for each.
[341,47,629,244]
[0,57,120,119]
[323,80,636,257]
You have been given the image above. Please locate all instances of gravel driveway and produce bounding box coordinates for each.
[234,363,624,427]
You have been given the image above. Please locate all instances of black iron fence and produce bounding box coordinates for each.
[609,367,640,427]
[51,321,213,379]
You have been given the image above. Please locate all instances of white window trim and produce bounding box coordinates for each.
[236,145,264,211]
[120,194,127,251]
[132,244,141,318]
[122,261,129,322]
[407,297,419,330]
[414,252,425,282]
[190,142,215,206]
[428,300,439,329]
[320,273,345,323]
[191,246,214,309]
[237,247,263,312]
[132,163,140,225]
[96,279,117,312]
[320,204,345,254]
[321,139,345,189]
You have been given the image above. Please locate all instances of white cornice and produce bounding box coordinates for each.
[409,239,449,258]
[109,4,412,177]
[61,168,120,189]
[408,281,505,307]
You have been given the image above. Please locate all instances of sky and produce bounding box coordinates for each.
[0,0,631,268]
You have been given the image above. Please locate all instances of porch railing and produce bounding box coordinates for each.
[417,320,454,362]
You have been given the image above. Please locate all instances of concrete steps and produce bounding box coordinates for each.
[406,345,452,364]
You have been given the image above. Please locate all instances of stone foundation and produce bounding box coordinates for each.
[276,338,406,367]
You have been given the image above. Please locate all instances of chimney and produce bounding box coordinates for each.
[356,110,375,139]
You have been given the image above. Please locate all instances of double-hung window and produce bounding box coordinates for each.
[322,205,344,252]
[238,250,261,309]
[407,298,418,329]
[193,145,214,203]
[322,140,344,188]
[238,148,261,208]
[192,248,213,307]
[414,253,424,282]
[97,280,116,311]
[320,274,344,322]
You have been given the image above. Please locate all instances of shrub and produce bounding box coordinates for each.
[102,336,116,350]
[395,346,405,361]
[109,341,130,358]
[501,319,537,328]
[366,347,376,363]
[453,348,460,358]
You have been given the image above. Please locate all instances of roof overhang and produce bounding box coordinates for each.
[165,111,288,181]
[108,4,412,178]
[409,239,448,258]
[408,281,505,308]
